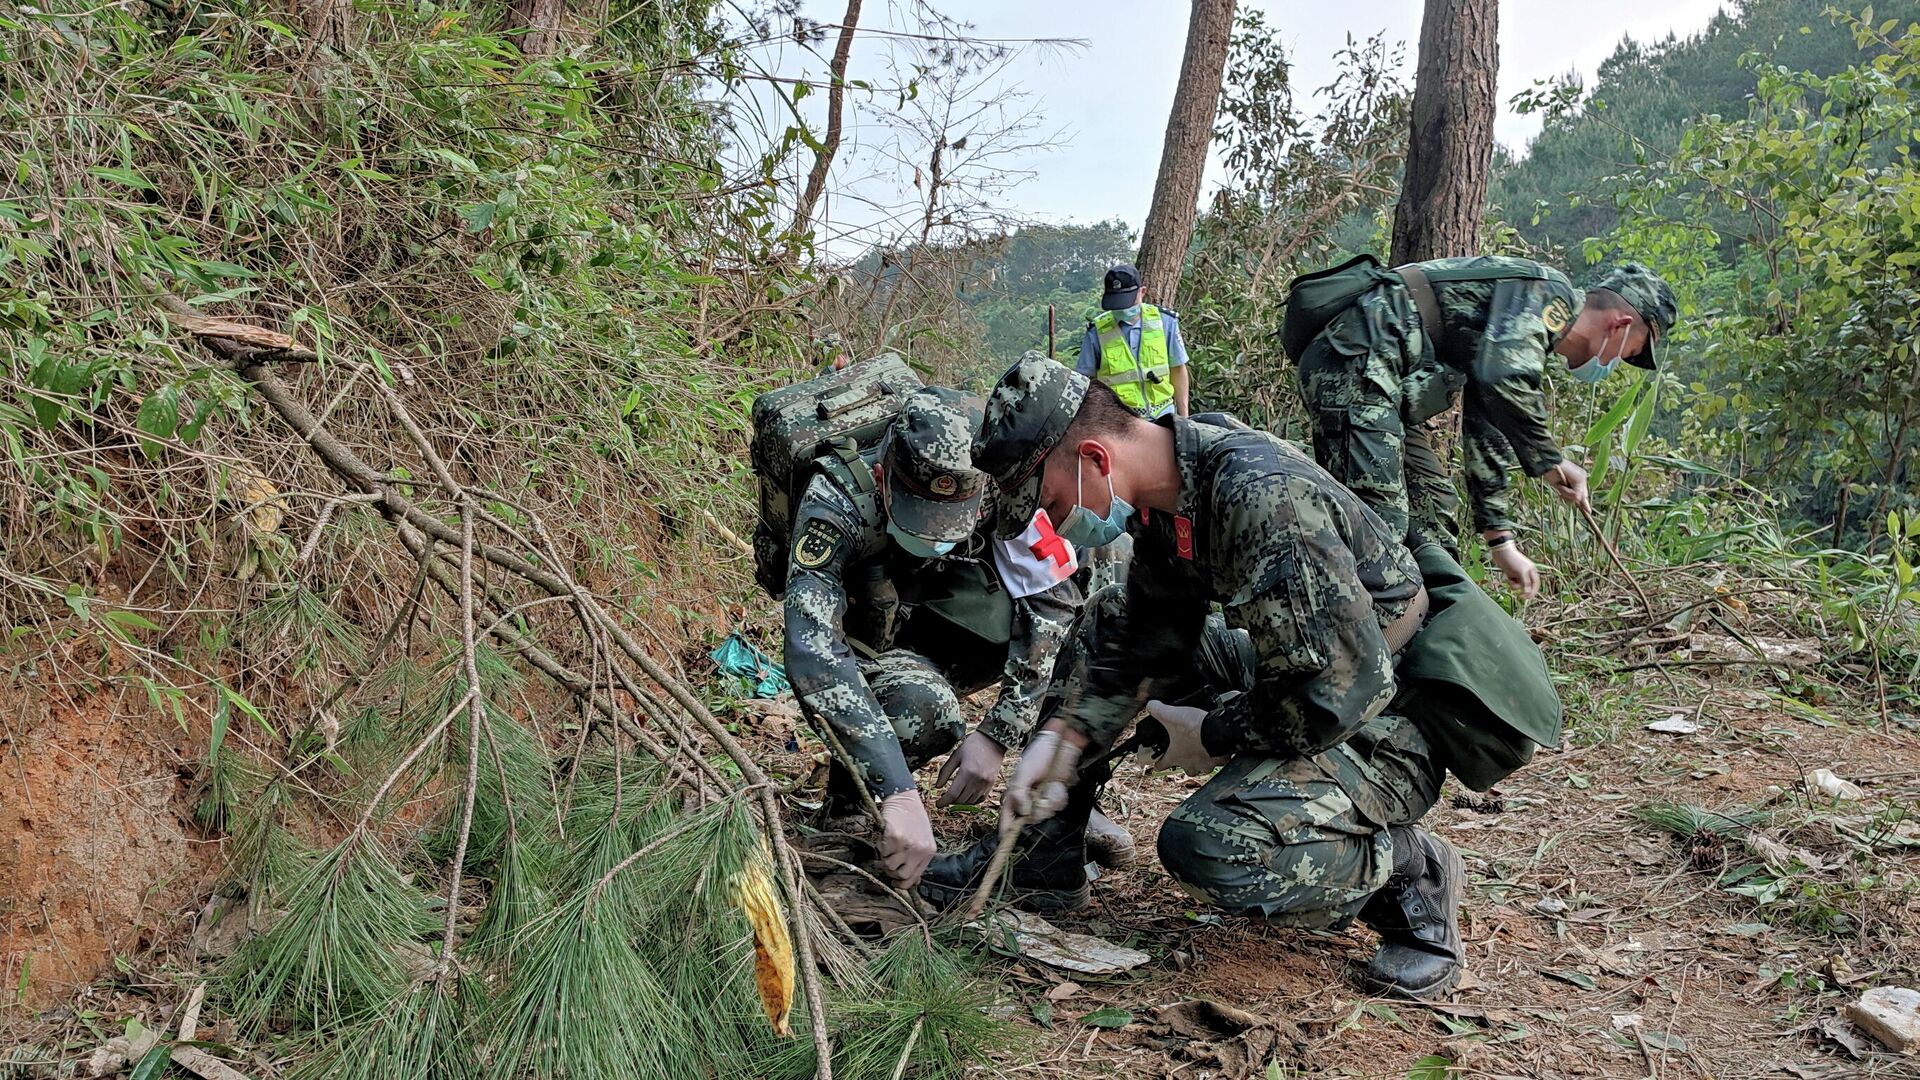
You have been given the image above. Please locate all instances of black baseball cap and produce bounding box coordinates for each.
[1100,263,1142,311]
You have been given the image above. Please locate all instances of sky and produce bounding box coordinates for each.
[750,0,1733,251]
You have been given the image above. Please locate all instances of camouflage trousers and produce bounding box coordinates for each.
[821,649,965,808]
[860,649,967,764]
[1294,291,1464,557]
[1156,710,1444,927]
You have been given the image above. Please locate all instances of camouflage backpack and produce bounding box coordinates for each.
[748,353,922,597]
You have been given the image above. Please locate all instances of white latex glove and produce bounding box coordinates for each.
[1488,541,1541,600]
[1142,700,1228,776]
[934,730,1007,808]
[878,790,935,889]
[1540,461,1591,513]
[1002,728,1081,827]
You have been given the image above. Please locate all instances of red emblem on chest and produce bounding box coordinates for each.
[1173,515,1194,560]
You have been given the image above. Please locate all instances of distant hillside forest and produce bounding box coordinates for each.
[1491,0,1920,262]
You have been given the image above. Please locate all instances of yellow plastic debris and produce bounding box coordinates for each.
[734,861,794,1037]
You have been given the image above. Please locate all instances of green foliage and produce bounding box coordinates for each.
[1600,10,1920,541]
[224,838,439,1033]
[1495,0,1920,262]
[751,931,1018,1080]
[292,975,483,1080]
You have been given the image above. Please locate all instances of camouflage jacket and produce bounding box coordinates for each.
[782,466,1079,800]
[1064,418,1424,759]
[1405,256,1578,532]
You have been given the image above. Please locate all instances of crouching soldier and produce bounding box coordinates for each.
[781,386,1132,890]
[934,358,1561,999]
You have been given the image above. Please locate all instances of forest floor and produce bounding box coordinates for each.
[5,625,1918,1080]
[891,665,1920,1080]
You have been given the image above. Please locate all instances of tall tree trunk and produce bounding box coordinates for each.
[791,0,864,244]
[1391,0,1498,502]
[1134,0,1236,308]
[1389,0,1498,265]
[511,0,565,58]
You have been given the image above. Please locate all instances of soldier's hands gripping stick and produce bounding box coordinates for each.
[1540,460,1591,513]
[878,790,936,889]
[935,730,1008,808]
[1001,726,1082,828]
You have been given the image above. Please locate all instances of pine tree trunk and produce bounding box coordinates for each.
[1134,0,1237,308]
[1389,0,1498,265]
[511,0,565,58]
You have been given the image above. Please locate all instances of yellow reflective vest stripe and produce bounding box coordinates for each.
[1091,305,1173,415]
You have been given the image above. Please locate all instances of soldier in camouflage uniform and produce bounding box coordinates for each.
[941,356,1494,999]
[784,386,1107,891]
[1293,259,1676,597]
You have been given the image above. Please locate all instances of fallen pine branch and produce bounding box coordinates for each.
[166,294,840,1076]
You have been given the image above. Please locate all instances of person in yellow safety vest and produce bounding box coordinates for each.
[1074,263,1191,420]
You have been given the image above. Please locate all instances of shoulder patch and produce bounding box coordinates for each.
[1542,296,1572,335]
[793,517,845,571]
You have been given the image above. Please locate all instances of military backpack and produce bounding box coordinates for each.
[747,353,922,597]
[1279,255,1552,362]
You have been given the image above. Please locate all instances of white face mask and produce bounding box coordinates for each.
[1569,323,1625,384]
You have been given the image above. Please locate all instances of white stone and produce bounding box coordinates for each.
[1849,986,1920,1053]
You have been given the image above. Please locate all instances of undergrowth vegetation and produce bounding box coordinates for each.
[0,0,1002,1074]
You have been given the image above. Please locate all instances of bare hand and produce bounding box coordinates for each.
[1489,542,1541,600]
[1541,461,1591,513]
[934,731,1007,807]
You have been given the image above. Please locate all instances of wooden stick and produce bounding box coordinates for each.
[1579,503,1657,622]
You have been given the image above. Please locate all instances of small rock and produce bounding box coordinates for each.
[1612,1013,1644,1031]
[1806,769,1865,802]
[1849,986,1920,1053]
[1647,716,1700,735]
[1533,897,1569,916]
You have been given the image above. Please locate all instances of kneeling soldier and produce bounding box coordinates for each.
[782,386,1130,890]
[944,358,1561,999]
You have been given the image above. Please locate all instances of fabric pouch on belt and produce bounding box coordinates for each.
[1392,542,1564,790]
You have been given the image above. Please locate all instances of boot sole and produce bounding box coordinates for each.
[1361,964,1462,1000]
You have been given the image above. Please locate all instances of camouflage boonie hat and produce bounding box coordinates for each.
[880,386,987,545]
[973,352,1090,539]
[1587,263,1676,370]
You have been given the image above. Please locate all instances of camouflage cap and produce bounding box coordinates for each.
[972,352,1089,538]
[1587,263,1676,370]
[880,386,987,545]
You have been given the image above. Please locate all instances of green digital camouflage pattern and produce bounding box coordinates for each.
[1057,418,1424,759]
[783,467,1079,800]
[1156,711,1442,923]
[1048,553,1439,925]
[1295,255,1578,536]
[881,387,987,544]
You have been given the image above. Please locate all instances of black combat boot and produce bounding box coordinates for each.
[919,785,1094,914]
[1358,825,1466,999]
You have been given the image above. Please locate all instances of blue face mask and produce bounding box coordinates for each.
[886,520,956,558]
[1115,303,1144,322]
[1055,454,1134,549]
[1569,324,1624,384]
